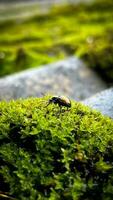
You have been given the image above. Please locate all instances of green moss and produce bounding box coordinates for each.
[0,0,113,81]
[0,96,113,199]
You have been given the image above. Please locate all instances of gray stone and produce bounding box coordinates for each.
[83,88,113,118]
[0,57,107,101]
[0,0,94,21]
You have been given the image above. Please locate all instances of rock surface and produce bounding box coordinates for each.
[83,88,113,118]
[0,57,107,101]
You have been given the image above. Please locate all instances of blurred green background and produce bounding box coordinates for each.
[0,0,113,82]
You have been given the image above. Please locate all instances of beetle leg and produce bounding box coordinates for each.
[65,107,70,112]
[59,105,62,113]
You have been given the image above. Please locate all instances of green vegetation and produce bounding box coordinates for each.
[0,96,113,199]
[0,0,113,81]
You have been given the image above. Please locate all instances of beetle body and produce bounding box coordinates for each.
[47,96,71,108]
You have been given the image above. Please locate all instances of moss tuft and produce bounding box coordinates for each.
[0,96,113,199]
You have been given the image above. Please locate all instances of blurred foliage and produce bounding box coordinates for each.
[0,0,113,81]
[0,96,113,199]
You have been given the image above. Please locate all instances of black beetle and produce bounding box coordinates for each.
[47,96,71,110]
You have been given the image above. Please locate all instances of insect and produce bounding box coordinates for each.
[47,96,71,111]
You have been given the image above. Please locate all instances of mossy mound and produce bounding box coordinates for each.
[0,0,113,81]
[0,96,113,200]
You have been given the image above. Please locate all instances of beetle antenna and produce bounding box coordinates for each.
[45,102,50,107]
[45,99,52,107]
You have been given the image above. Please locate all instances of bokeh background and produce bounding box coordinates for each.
[0,0,113,83]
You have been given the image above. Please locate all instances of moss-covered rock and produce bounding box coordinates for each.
[0,0,113,81]
[0,96,113,200]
